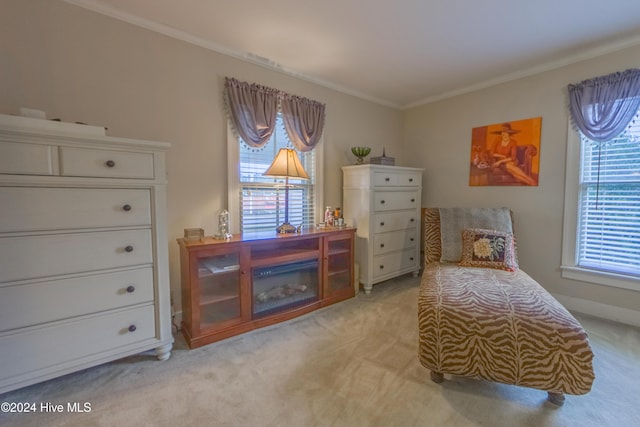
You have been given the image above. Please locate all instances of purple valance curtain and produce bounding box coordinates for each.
[225,77,325,151]
[281,94,325,152]
[568,68,640,143]
[225,77,279,148]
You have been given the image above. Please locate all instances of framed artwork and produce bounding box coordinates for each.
[469,117,541,186]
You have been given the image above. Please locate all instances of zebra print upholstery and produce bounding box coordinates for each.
[418,208,594,402]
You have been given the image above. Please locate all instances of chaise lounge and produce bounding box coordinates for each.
[417,208,594,405]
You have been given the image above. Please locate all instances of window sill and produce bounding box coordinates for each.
[561,265,640,292]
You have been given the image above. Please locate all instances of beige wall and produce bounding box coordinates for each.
[402,44,640,316]
[2,0,638,322]
[0,0,402,310]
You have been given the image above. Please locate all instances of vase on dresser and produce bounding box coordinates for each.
[342,164,423,294]
[0,114,173,393]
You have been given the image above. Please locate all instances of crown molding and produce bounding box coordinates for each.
[402,33,640,109]
[64,1,640,111]
[63,0,400,109]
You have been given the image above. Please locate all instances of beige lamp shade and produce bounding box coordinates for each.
[264,148,309,179]
[263,148,309,233]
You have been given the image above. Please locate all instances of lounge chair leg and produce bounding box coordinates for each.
[547,392,565,406]
[430,371,444,383]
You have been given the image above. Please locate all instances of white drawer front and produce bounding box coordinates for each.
[373,229,418,256]
[373,211,419,233]
[0,267,154,331]
[0,229,153,283]
[0,305,156,382]
[373,171,420,187]
[372,249,419,279]
[0,141,54,175]
[0,187,151,233]
[373,191,419,212]
[59,147,154,179]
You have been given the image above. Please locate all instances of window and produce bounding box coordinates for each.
[227,114,322,234]
[561,109,640,289]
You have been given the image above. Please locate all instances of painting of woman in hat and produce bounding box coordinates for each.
[470,117,541,186]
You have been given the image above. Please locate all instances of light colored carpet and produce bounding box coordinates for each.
[1,275,639,427]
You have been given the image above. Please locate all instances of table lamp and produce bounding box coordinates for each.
[263,148,309,233]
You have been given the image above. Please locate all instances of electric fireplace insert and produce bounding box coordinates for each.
[252,259,319,318]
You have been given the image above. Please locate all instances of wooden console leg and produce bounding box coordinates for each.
[430,371,444,383]
[547,392,565,406]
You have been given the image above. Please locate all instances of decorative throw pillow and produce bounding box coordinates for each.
[459,228,518,271]
[439,207,513,263]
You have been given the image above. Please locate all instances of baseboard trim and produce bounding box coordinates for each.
[553,293,640,328]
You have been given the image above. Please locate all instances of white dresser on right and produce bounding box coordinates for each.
[342,164,423,293]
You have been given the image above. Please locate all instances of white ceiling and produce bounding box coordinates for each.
[66,0,640,109]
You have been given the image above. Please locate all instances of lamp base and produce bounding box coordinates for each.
[276,222,297,234]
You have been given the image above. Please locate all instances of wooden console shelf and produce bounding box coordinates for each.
[178,227,355,348]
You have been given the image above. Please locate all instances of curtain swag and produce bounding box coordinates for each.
[568,68,640,209]
[281,94,325,152]
[224,77,325,151]
[568,68,640,143]
[224,78,279,148]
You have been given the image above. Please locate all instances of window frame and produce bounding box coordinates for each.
[561,123,640,291]
[227,121,324,235]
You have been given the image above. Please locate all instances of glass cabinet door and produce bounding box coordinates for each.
[195,251,242,331]
[326,234,353,296]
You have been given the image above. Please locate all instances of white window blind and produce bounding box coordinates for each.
[238,115,316,233]
[577,111,640,276]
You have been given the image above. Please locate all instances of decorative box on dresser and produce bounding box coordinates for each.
[342,164,423,293]
[0,114,173,394]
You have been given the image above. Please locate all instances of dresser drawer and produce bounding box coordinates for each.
[59,147,154,179]
[373,171,421,187]
[0,141,55,175]
[0,229,153,283]
[373,229,418,256]
[372,249,419,279]
[373,211,419,233]
[373,191,419,212]
[0,305,156,382]
[0,187,151,233]
[0,267,154,331]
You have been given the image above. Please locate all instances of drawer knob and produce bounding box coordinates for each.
[125,245,134,253]
[105,160,116,168]
[128,324,137,333]
[410,238,415,242]
[411,198,415,202]
[379,265,384,269]
[380,200,385,204]
[410,218,415,222]
[126,285,135,293]
[385,177,390,181]
[409,178,414,182]
[410,257,415,261]
[122,204,132,212]
[380,222,385,226]
[380,243,385,248]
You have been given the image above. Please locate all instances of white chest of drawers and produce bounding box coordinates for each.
[0,114,173,393]
[342,164,423,293]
